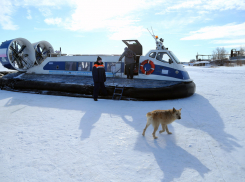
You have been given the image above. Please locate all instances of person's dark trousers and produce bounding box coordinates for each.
[126,63,134,79]
[93,82,108,99]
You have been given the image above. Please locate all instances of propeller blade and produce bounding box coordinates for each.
[42,50,48,55]
[36,49,44,60]
[17,61,23,68]
[18,45,26,54]
[36,50,43,58]
[10,45,18,54]
[10,46,19,59]
[12,55,17,63]
[12,54,23,68]
[10,43,29,69]
[14,41,18,52]
[17,55,28,68]
[41,47,46,53]
[37,44,41,53]
[37,55,44,61]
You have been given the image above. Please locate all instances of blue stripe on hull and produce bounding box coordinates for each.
[44,62,66,70]
[49,70,92,76]
[44,61,125,73]
[140,64,190,80]
[43,61,189,80]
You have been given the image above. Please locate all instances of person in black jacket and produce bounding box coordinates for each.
[92,56,107,101]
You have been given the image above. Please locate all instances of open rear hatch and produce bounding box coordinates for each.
[122,40,142,56]
[122,40,142,76]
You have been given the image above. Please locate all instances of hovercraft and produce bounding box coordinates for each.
[0,31,195,100]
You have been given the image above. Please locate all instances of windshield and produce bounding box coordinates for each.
[169,51,181,64]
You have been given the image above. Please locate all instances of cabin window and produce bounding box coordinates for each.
[78,62,90,71]
[156,52,171,63]
[65,62,77,71]
[107,62,121,73]
[107,63,115,72]
[149,52,156,58]
[169,51,181,64]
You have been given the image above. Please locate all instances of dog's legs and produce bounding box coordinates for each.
[166,125,172,134]
[142,118,151,136]
[159,124,166,134]
[152,124,159,139]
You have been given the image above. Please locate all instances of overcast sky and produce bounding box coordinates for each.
[1,0,245,62]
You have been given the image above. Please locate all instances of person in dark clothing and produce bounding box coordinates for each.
[92,56,107,101]
[118,47,136,79]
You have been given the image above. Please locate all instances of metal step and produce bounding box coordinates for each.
[112,85,124,100]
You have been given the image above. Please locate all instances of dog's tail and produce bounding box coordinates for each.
[146,112,152,117]
[146,112,153,125]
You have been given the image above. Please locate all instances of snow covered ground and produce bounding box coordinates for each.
[0,65,245,182]
[0,64,11,72]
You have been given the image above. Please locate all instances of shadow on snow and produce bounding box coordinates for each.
[1,91,241,181]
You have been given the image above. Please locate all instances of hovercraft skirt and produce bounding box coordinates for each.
[0,72,195,100]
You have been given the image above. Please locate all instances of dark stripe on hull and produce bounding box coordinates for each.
[0,72,196,100]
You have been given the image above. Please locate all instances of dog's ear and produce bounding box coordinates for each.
[179,108,182,111]
[173,107,176,112]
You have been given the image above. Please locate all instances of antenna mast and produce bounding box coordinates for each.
[147,27,165,50]
[151,27,155,36]
[147,28,156,40]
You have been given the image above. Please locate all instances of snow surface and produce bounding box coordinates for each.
[0,66,245,182]
[0,64,10,71]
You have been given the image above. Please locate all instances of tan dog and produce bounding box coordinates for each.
[142,107,182,139]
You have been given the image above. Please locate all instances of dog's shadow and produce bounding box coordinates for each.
[135,133,210,182]
[123,120,211,182]
[123,94,240,181]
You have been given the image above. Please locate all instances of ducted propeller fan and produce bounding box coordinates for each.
[0,38,36,71]
[32,41,54,65]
